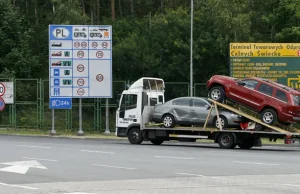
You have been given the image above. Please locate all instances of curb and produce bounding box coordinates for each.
[0,133,127,142]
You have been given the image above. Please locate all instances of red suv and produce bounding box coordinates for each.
[207,75,300,126]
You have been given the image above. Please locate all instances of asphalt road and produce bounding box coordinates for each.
[0,135,300,194]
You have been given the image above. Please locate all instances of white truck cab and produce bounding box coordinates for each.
[116,77,165,137]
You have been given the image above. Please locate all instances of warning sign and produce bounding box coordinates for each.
[96,51,103,58]
[77,64,85,72]
[77,88,85,96]
[96,74,104,82]
[77,51,84,58]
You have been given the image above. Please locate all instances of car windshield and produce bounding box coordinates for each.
[293,95,300,106]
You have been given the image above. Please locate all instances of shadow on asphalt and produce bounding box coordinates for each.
[114,141,300,152]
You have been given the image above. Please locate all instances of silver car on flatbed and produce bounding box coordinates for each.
[151,97,242,128]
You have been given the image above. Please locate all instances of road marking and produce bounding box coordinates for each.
[175,172,227,179]
[0,182,38,190]
[0,160,47,174]
[282,184,300,187]
[17,145,51,149]
[81,150,115,154]
[92,164,135,170]
[64,193,96,194]
[233,161,280,166]
[175,172,206,177]
[22,157,58,162]
[154,156,194,160]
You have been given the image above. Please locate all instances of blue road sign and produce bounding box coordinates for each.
[54,69,60,76]
[49,97,72,109]
[53,88,60,96]
[0,98,5,112]
[54,79,60,86]
[49,24,113,101]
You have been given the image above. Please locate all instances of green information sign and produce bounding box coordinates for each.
[230,43,300,89]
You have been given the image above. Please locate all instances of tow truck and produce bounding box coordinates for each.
[115,77,300,149]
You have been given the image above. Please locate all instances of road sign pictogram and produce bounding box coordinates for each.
[96,74,104,82]
[81,42,87,48]
[92,42,98,48]
[102,42,108,48]
[77,78,85,86]
[0,83,6,96]
[77,64,85,72]
[0,97,5,112]
[74,41,80,48]
[96,51,103,58]
[77,88,85,96]
[77,51,84,58]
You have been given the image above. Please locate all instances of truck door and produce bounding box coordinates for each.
[117,93,139,128]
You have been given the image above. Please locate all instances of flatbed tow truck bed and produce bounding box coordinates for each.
[137,99,300,149]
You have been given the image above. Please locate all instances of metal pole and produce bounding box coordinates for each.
[78,98,84,136]
[190,0,194,97]
[104,98,110,134]
[51,109,56,135]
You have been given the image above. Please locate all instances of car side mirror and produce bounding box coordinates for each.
[237,81,246,86]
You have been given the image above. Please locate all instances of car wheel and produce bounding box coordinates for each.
[162,114,175,128]
[214,116,228,129]
[208,86,225,102]
[260,109,277,125]
[128,127,143,144]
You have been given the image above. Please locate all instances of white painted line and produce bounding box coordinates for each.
[282,184,300,187]
[81,150,115,154]
[22,157,58,162]
[17,145,51,149]
[175,172,206,177]
[0,182,38,190]
[155,156,194,160]
[233,161,279,166]
[175,172,227,179]
[92,164,135,170]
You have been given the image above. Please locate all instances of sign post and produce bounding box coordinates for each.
[230,43,300,88]
[49,25,113,135]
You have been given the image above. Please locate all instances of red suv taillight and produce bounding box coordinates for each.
[287,107,300,116]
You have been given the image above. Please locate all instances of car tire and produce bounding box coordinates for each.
[162,114,175,128]
[260,108,277,125]
[208,86,225,102]
[217,133,236,149]
[128,127,143,144]
[214,116,228,129]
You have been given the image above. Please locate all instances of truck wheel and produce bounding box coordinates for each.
[162,114,175,128]
[260,109,277,125]
[238,139,254,149]
[217,133,236,149]
[128,128,143,144]
[208,86,225,102]
[150,139,164,145]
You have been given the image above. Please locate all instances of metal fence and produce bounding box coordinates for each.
[0,78,208,132]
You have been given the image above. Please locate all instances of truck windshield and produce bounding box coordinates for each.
[293,95,300,106]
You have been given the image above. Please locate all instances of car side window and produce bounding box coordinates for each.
[242,80,259,89]
[172,99,190,106]
[275,89,288,103]
[257,83,274,96]
[193,99,207,107]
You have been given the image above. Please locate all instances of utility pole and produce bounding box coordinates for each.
[190,0,194,96]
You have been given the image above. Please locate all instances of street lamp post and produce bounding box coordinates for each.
[190,0,194,97]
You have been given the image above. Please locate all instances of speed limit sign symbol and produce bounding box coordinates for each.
[0,83,6,96]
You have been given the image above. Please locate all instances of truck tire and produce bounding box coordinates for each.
[238,139,254,149]
[150,139,164,145]
[217,133,236,149]
[208,86,225,102]
[260,108,277,125]
[128,127,143,144]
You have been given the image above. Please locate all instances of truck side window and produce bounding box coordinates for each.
[150,98,157,106]
[158,95,163,104]
[120,94,137,111]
